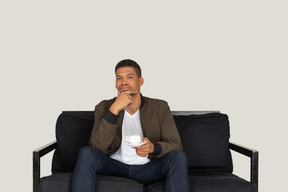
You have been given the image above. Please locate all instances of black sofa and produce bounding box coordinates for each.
[33,111,259,192]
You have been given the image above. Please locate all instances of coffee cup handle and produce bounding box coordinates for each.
[126,136,130,142]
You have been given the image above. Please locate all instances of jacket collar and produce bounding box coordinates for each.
[140,94,145,109]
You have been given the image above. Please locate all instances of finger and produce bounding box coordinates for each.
[143,138,151,146]
[134,145,149,151]
[137,153,147,157]
[139,149,149,154]
[144,137,150,141]
[136,150,148,157]
[143,138,149,144]
[135,147,148,153]
[134,143,149,149]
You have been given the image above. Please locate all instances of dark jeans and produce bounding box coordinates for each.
[71,146,189,192]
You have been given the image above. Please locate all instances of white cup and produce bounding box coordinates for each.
[126,135,141,144]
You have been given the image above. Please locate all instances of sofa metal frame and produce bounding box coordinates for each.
[33,141,258,192]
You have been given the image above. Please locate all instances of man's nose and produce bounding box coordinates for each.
[121,79,128,85]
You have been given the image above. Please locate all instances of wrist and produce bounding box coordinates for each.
[150,142,162,156]
[109,104,120,115]
[149,142,155,153]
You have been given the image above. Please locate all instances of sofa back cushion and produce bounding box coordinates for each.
[52,111,94,173]
[52,111,233,173]
[173,112,233,172]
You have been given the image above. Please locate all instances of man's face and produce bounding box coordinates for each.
[115,67,143,95]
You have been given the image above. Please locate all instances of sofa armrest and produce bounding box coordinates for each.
[33,141,57,192]
[229,142,259,192]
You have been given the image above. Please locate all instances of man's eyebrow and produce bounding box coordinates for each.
[116,73,135,77]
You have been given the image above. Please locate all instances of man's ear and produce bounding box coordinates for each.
[139,77,144,86]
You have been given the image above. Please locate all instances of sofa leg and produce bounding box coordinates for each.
[251,151,259,192]
[33,151,40,192]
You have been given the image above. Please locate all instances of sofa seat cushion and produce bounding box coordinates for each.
[146,172,253,192]
[39,173,145,192]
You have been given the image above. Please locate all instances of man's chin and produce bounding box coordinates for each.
[124,90,136,96]
[119,90,137,96]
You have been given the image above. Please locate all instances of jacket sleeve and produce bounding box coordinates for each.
[89,100,118,154]
[150,102,183,159]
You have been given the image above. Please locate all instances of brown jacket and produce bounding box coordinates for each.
[89,95,182,159]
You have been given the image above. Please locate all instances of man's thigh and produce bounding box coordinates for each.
[129,156,167,185]
[95,150,129,178]
[79,146,129,178]
[129,152,188,186]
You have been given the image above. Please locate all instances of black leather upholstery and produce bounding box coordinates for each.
[38,111,254,192]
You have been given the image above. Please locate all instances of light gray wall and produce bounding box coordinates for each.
[1,1,287,191]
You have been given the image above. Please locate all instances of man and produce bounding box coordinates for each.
[71,59,189,192]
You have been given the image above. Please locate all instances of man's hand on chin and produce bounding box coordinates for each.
[133,137,154,157]
[109,90,137,115]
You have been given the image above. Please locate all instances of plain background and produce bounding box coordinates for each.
[1,1,287,191]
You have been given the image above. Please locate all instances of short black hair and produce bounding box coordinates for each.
[115,59,142,78]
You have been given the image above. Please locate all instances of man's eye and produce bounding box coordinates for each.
[128,76,133,79]
[117,77,122,80]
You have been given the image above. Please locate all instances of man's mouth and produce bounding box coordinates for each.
[120,86,131,91]
[119,87,136,96]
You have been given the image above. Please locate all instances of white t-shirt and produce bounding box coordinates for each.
[110,110,150,165]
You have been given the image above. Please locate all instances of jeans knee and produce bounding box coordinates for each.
[78,146,91,156]
[77,146,100,162]
[74,146,105,174]
[167,151,188,167]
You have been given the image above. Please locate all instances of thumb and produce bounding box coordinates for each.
[143,137,149,144]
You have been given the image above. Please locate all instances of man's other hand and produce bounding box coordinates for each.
[133,137,154,157]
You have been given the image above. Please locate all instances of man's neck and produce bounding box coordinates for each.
[125,94,141,115]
